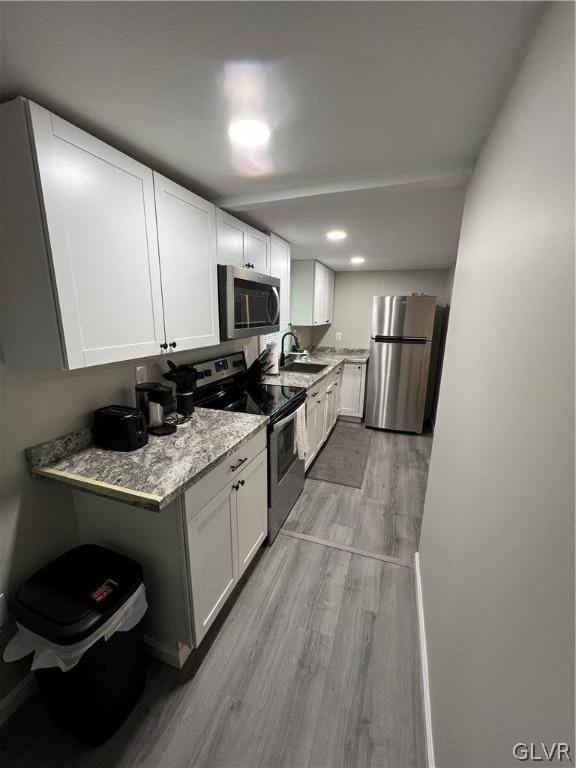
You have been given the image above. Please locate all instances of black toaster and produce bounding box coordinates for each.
[93,405,148,452]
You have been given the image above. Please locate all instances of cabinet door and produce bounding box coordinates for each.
[270,234,291,329]
[323,385,333,441]
[334,368,343,418]
[29,103,165,368]
[154,174,219,353]
[313,263,325,325]
[217,210,245,268]
[325,268,335,324]
[340,363,365,417]
[245,228,270,273]
[305,397,319,466]
[235,450,268,576]
[186,483,238,644]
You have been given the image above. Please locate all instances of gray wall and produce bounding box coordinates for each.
[418,5,574,766]
[310,269,452,349]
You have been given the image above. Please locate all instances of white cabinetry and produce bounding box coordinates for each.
[1,98,221,368]
[235,450,268,576]
[290,260,334,326]
[73,429,268,667]
[269,234,291,329]
[185,483,237,640]
[184,440,268,644]
[340,362,367,419]
[153,173,219,352]
[304,365,343,469]
[217,210,270,273]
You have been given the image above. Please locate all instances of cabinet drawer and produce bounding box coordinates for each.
[185,428,267,521]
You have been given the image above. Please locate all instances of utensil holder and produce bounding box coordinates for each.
[176,391,195,416]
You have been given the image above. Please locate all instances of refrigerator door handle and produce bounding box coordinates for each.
[373,336,428,344]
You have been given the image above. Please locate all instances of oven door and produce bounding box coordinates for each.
[268,408,305,541]
[219,265,280,340]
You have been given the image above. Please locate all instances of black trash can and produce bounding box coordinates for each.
[9,544,147,746]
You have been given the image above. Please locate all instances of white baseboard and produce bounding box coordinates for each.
[144,635,191,669]
[0,673,35,727]
[414,552,435,768]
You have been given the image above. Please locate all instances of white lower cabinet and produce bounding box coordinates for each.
[185,483,238,643]
[72,431,268,668]
[185,444,268,645]
[340,362,367,419]
[305,365,343,469]
[236,451,268,577]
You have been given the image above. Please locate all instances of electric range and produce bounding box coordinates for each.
[193,352,306,542]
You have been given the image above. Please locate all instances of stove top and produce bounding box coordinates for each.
[196,381,306,423]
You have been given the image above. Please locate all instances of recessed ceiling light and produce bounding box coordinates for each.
[350,256,365,264]
[228,119,271,147]
[326,230,347,241]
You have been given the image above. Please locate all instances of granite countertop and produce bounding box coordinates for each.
[26,409,269,511]
[261,347,369,391]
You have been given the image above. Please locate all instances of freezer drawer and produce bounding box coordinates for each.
[365,338,431,433]
[372,295,436,339]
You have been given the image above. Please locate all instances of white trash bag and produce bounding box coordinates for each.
[3,583,147,673]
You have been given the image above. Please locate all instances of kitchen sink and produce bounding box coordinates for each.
[280,362,328,373]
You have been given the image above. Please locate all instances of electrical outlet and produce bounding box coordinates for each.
[0,593,7,626]
[134,365,147,385]
[336,332,342,342]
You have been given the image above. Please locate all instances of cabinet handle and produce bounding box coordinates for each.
[239,479,245,487]
[230,457,248,471]
[160,343,168,350]
[170,341,177,349]
[232,483,239,492]
[311,391,318,397]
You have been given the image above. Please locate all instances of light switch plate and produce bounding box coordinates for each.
[336,332,342,342]
[134,365,147,385]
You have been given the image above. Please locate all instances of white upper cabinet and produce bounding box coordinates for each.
[269,234,291,329]
[216,210,270,273]
[291,260,335,327]
[245,228,270,273]
[0,98,223,369]
[216,210,245,269]
[28,101,166,368]
[154,173,219,353]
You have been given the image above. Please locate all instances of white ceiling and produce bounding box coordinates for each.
[0,2,540,270]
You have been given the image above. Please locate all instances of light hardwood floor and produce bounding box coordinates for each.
[285,425,432,560]
[0,426,431,768]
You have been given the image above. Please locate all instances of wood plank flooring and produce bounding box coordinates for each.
[0,426,430,768]
[284,425,432,560]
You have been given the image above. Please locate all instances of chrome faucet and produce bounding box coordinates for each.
[279,332,300,367]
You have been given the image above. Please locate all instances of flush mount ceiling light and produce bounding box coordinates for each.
[228,119,271,147]
[326,229,347,241]
[350,256,365,264]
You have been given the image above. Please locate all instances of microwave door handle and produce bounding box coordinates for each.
[268,286,280,325]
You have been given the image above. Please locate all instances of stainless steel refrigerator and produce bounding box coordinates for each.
[365,295,436,433]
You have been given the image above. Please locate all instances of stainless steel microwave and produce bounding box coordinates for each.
[218,265,281,340]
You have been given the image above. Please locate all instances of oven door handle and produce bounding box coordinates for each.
[272,410,297,432]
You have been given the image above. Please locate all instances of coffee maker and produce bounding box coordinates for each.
[135,382,177,436]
